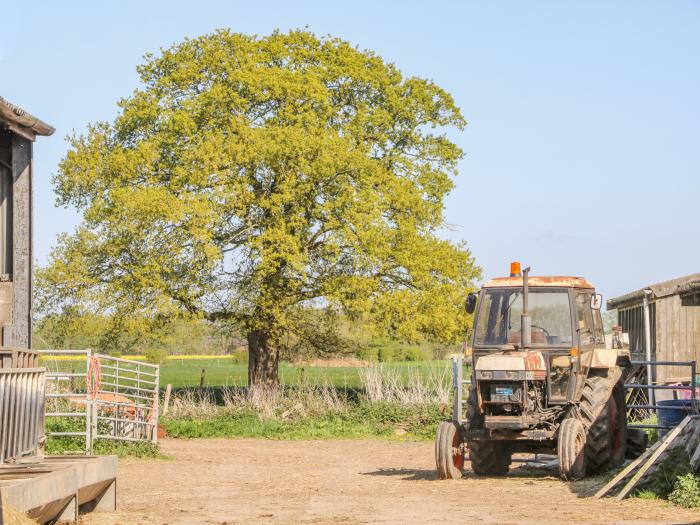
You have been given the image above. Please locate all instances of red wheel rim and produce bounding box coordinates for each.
[573,429,585,472]
[451,429,464,470]
[608,394,623,456]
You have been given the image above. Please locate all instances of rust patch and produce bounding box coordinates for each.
[522,351,546,371]
[482,276,595,289]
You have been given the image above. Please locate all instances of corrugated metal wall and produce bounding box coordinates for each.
[618,302,656,359]
[0,368,46,462]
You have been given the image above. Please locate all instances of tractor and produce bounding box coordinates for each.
[436,263,644,480]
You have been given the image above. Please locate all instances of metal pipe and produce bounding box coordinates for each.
[642,289,654,407]
[451,356,462,424]
[692,360,697,415]
[521,266,532,349]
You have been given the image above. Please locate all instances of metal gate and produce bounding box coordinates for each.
[89,354,160,443]
[43,349,92,453]
[625,359,698,432]
[42,350,160,453]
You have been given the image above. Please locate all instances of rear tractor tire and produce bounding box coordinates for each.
[435,421,464,479]
[468,440,511,476]
[464,386,511,476]
[558,418,587,480]
[625,428,648,459]
[579,376,627,474]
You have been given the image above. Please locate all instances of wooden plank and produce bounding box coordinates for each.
[615,416,692,500]
[594,438,663,498]
[162,383,172,416]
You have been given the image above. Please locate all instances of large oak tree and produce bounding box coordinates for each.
[38,30,480,389]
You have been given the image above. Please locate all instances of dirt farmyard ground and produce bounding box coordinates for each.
[82,439,700,525]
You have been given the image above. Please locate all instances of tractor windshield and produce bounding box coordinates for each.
[474,288,573,347]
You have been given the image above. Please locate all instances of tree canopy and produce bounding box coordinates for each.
[37,29,480,388]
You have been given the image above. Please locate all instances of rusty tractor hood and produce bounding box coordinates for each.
[475,351,547,380]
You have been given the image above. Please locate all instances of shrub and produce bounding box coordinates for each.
[399,346,424,362]
[669,474,700,508]
[231,349,249,364]
[377,346,394,362]
[356,346,379,362]
[144,348,168,365]
[635,447,693,500]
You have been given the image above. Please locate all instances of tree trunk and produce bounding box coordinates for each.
[247,330,279,390]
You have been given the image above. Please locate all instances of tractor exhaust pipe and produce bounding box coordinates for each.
[521,266,532,349]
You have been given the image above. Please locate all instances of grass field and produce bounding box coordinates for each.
[40,356,454,389]
[161,359,451,388]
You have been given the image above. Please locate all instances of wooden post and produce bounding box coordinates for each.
[615,416,692,500]
[200,369,205,388]
[594,439,662,498]
[162,383,172,416]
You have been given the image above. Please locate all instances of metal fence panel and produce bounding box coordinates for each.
[42,349,92,453]
[91,353,160,443]
[42,350,160,451]
[625,359,698,430]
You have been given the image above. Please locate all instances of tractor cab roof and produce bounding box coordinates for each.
[483,276,595,289]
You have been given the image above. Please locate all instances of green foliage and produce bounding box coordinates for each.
[636,415,659,445]
[356,346,379,362]
[230,349,249,364]
[669,473,700,508]
[360,338,435,362]
[163,401,443,441]
[145,347,168,365]
[634,447,694,500]
[159,359,447,388]
[33,313,240,356]
[634,490,659,500]
[45,418,161,458]
[36,29,479,385]
[378,346,394,363]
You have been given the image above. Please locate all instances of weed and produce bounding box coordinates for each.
[634,447,694,500]
[669,473,700,508]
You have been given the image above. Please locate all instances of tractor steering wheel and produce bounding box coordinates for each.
[531,324,551,338]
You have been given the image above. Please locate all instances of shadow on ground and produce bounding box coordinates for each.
[360,468,437,481]
[360,462,610,499]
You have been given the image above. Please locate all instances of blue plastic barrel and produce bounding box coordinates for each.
[658,399,693,436]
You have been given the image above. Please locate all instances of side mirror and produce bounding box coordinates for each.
[590,294,603,310]
[465,293,478,314]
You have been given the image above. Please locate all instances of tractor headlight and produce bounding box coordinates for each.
[478,370,493,380]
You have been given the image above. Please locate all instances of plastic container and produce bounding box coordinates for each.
[657,399,694,437]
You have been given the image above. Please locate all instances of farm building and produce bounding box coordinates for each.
[607,273,700,383]
[0,96,54,348]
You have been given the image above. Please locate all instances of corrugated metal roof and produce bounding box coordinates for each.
[0,97,54,140]
[607,272,700,310]
[483,276,595,289]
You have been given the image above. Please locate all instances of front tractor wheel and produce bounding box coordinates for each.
[435,421,464,479]
[558,418,587,480]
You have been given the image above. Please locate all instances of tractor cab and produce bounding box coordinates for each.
[470,263,608,408]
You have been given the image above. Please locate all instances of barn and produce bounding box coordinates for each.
[607,273,700,384]
[0,96,54,349]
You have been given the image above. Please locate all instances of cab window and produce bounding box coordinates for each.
[575,292,595,347]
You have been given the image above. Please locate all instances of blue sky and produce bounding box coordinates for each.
[1,1,698,303]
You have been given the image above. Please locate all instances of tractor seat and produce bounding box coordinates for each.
[507,330,547,345]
